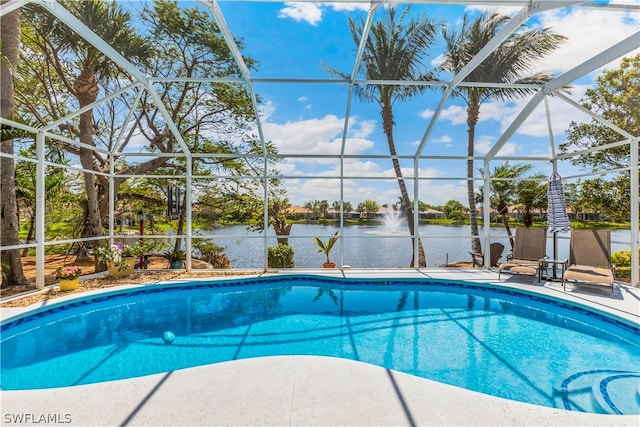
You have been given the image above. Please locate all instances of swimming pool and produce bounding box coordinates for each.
[1,275,639,415]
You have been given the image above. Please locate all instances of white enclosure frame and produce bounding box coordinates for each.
[1,0,638,289]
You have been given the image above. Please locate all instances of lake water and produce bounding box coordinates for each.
[198,223,633,269]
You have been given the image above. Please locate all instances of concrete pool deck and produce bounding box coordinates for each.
[1,269,639,426]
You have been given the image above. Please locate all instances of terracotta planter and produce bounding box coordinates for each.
[59,278,79,291]
[322,262,336,269]
[107,257,136,277]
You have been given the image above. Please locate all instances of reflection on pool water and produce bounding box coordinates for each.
[1,276,639,415]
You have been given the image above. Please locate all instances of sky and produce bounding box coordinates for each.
[203,1,639,208]
[143,1,639,208]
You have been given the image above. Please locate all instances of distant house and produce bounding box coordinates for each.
[325,208,339,219]
[419,208,445,219]
[286,205,313,220]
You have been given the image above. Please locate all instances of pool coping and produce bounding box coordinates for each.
[1,269,639,426]
[3,268,638,326]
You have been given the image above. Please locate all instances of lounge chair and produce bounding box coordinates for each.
[498,227,547,283]
[563,229,615,297]
[470,242,505,268]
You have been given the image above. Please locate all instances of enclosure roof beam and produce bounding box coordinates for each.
[39,0,147,83]
[340,1,381,157]
[39,0,191,155]
[485,30,640,160]
[0,0,28,15]
[555,92,636,140]
[41,82,141,132]
[198,0,252,83]
[199,0,267,157]
[413,1,564,157]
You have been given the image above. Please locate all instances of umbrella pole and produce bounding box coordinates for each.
[553,231,558,279]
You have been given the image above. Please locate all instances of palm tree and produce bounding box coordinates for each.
[15,146,69,256]
[22,0,152,248]
[439,11,565,255]
[479,162,532,249]
[328,5,438,267]
[0,1,29,285]
[514,173,547,227]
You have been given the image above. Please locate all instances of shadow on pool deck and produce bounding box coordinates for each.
[2,356,639,426]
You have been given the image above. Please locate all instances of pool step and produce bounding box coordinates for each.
[556,369,640,414]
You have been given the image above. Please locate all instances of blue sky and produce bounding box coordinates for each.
[188,2,639,207]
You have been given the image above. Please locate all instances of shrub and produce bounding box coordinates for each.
[193,239,231,269]
[163,249,186,262]
[448,210,465,221]
[208,253,232,269]
[611,249,637,267]
[268,244,295,268]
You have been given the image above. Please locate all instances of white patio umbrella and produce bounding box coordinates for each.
[547,171,571,265]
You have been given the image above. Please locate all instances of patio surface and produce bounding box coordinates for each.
[1,269,639,426]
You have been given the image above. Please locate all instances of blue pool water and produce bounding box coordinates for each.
[1,276,639,415]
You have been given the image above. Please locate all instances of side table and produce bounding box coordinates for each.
[539,258,568,282]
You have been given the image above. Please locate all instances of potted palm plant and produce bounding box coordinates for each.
[163,249,186,269]
[313,231,339,268]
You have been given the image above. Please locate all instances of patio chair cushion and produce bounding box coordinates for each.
[498,259,540,277]
[498,227,547,283]
[564,265,614,286]
[562,229,615,297]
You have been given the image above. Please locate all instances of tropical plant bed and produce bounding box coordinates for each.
[0,255,217,300]
[0,269,264,308]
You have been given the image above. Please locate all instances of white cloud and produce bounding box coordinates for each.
[433,135,453,147]
[421,182,469,206]
[479,102,518,123]
[261,113,375,163]
[326,2,371,13]
[278,2,370,26]
[278,2,323,26]
[350,118,376,139]
[258,100,276,121]
[433,83,592,139]
[298,96,312,110]
[475,135,516,156]
[464,5,521,15]
[537,6,640,74]
[431,53,447,68]
[451,5,638,76]
[492,84,591,137]
[438,105,467,125]
[420,108,435,119]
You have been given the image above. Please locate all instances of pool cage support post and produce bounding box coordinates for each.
[482,159,491,269]
[185,156,193,271]
[35,132,45,290]
[108,150,115,250]
[137,210,145,269]
[413,156,420,269]
[631,137,639,287]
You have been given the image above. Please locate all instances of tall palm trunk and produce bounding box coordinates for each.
[497,204,514,249]
[21,214,35,257]
[1,4,29,285]
[381,103,426,267]
[467,93,481,255]
[74,67,106,271]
